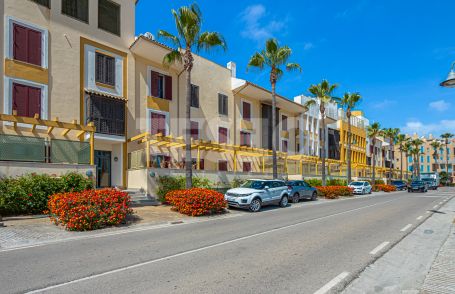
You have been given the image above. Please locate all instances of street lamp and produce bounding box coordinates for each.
[440,62,455,88]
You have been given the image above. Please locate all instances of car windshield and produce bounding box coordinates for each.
[412,181,424,185]
[392,181,404,184]
[350,182,364,186]
[241,180,266,190]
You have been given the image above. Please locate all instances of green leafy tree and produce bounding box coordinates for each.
[304,80,339,186]
[441,133,454,185]
[410,138,424,179]
[382,128,400,183]
[247,38,301,179]
[158,3,227,188]
[340,92,361,183]
[367,122,382,185]
[430,140,442,172]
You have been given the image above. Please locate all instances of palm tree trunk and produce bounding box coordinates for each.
[405,151,409,180]
[389,141,393,184]
[400,148,403,180]
[321,110,326,186]
[372,138,376,185]
[446,142,449,185]
[347,115,352,183]
[271,82,278,179]
[185,68,193,189]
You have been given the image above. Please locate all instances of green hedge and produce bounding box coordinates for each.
[156,176,212,202]
[0,173,93,215]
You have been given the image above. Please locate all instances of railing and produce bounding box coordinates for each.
[87,94,125,136]
[0,134,46,162]
[51,139,90,164]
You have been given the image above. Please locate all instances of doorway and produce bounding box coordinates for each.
[95,150,111,188]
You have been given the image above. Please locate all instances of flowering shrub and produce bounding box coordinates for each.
[316,186,354,199]
[165,188,226,216]
[156,176,213,202]
[48,189,132,231]
[373,184,397,192]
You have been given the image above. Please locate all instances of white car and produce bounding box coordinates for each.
[348,181,372,195]
[224,179,290,212]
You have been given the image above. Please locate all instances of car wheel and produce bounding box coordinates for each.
[311,191,318,201]
[279,195,289,208]
[292,193,300,203]
[249,198,262,212]
[408,189,411,193]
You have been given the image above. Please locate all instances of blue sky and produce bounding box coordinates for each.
[136,0,455,136]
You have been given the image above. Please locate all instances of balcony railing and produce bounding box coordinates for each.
[87,94,125,136]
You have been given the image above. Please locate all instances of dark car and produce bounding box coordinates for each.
[408,180,428,193]
[391,180,407,191]
[422,178,438,190]
[286,180,318,203]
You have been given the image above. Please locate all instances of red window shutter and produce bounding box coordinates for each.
[151,112,166,135]
[13,24,28,63]
[27,28,42,66]
[282,140,288,152]
[243,162,251,172]
[28,86,41,117]
[242,102,251,121]
[191,121,199,140]
[219,127,228,144]
[199,159,204,170]
[150,71,159,97]
[219,161,227,171]
[12,83,28,116]
[165,75,172,100]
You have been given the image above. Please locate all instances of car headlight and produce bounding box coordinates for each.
[240,193,253,197]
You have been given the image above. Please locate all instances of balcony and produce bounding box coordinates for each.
[86,94,125,137]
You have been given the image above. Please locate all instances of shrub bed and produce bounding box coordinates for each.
[373,184,397,192]
[156,176,212,203]
[48,189,132,231]
[316,186,354,199]
[165,188,226,216]
[0,173,93,216]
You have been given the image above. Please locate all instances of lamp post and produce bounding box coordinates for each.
[440,62,455,88]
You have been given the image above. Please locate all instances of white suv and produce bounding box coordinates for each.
[225,179,290,212]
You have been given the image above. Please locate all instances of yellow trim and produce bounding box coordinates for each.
[95,81,116,89]
[147,96,170,112]
[240,119,253,131]
[5,59,48,84]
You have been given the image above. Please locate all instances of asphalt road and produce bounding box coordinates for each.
[1,188,453,294]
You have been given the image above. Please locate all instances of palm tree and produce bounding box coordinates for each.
[382,128,400,184]
[441,133,454,185]
[303,80,339,186]
[396,134,409,180]
[158,3,227,188]
[410,138,424,179]
[247,38,301,179]
[430,140,442,172]
[367,122,381,185]
[340,92,362,183]
[402,140,412,180]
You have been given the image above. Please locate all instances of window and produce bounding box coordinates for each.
[150,71,172,100]
[62,0,89,23]
[150,112,166,136]
[12,83,41,118]
[243,162,252,172]
[240,131,251,147]
[12,23,42,66]
[190,121,199,140]
[218,127,228,144]
[31,0,50,8]
[218,93,228,115]
[95,52,116,86]
[191,84,199,108]
[282,115,288,131]
[242,101,251,121]
[282,140,288,152]
[99,0,121,36]
[87,94,125,136]
[218,160,228,171]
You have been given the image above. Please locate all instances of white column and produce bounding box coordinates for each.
[299,113,305,154]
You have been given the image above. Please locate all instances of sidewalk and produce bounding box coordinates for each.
[343,191,455,293]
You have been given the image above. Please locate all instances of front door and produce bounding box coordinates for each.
[95,150,111,188]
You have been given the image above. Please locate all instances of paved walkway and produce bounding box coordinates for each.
[343,189,455,293]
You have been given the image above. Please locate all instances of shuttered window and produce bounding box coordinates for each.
[218,94,228,115]
[218,160,228,171]
[243,162,252,172]
[242,101,251,121]
[191,84,199,108]
[87,94,125,136]
[95,52,116,86]
[190,121,199,140]
[282,140,288,152]
[98,0,121,36]
[282,115,288,131]
[13,23,42,66]
[12,83,41,118]
[150,112,166,136]
[240,131,251,147]
[150,71,172,100]
[218,127,228,144]
[62,0,89,23]
[31,0,50,8]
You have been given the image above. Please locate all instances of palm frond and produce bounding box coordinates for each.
[303,99,317,108]
[197,32,227,52]
[157,30,182,49]
[162,50,183,68]
[247,52,265,71]
[286,62,302,72]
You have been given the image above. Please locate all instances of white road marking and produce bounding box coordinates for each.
[369,241,390,255]
[314,272,350,294]
[417,216,423,220]
[426,211,431,214]
[433,205,439,209]
[400,224,413,232]
[23,200,395,293]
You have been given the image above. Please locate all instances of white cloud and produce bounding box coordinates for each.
[401,119,455,136]
[240,4,287,43]
[303,42,314,50]
[371,99,396,109]
[429,100,450,112]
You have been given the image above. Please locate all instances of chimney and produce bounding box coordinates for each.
[227,61,236,78]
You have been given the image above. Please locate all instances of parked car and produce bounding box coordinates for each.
[408,180,428,193]
[224,179,290,212]
[421,178,438,190]
[391,180,407,191]
[286,180,318,203]
[348,181,372,195]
